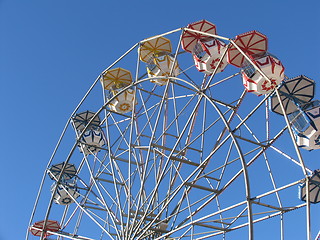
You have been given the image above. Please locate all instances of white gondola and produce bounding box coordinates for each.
[101,68,137,113]
[299,169,320,203]
[289,100,320,150]
[51,181,80,205]
[140,37,179,86]
[241,53,284,95]
[108,88,136,114]
[270,75,319,150]
[71,111,106,154]
[146,52,179,86]
[226,30,284,95]
[78,128,106,154]
[192,37,227,75]
[182,20,227,75]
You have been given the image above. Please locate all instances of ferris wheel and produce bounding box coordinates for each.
[27,20,320,240]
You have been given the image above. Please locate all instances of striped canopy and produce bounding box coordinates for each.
[227,30,268,67]
[139,36,172,63]
[30,220,61,237]
[72,110,101,132]
[181,19,217,53]
[48,162,77,181]
[101,67,132,90]
[270,75,315,115]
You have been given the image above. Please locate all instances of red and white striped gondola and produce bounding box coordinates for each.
[182,20,228,75]
[29,220,61,238]
[241,53,285,95]
[228,31,284,95]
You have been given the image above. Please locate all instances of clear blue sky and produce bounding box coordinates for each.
[1,0,320,239]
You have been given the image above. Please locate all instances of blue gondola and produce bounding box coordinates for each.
[299,169,320,203]
[71,111,106,154]
[51,181,80,205]
[48,162,77,181]
[270,75,320,150]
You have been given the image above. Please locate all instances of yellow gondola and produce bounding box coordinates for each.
[139,36,179,86]
[101,67,132,90]
[101,68,136,114]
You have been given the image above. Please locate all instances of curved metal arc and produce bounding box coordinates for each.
[77,76,284,239]
[165,91,246,233]
[131,89,206,238]
[28,41,141,240]
[168,94,250,232]
[162,96,281,238]
[93,76,207,238]
[127,81,173,238]
[202,94,254,240]
[134,91,254,239]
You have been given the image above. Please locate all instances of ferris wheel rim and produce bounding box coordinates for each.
[27,24,315,240]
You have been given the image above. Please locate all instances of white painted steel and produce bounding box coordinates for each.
[27,27,314,240]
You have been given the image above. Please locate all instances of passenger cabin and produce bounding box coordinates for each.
[241,53,284,95]
[78,128,105,154]
[299,169,320,203]
[108,88,136,113]
[270,75,318,150]
[51,181,80,205]
[192,37,227,75]
[181,19,227,75]
[101,68,136,114]
[140,37,179,86]
[288,100,320,150]
[71,111,106,154]
[146,52,179,86]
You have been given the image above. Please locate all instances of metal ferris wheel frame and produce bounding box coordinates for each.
[27,25,315,240]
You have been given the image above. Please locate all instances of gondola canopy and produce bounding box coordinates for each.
[71,110,101,132]
[139,36,172,63]
[48,162,77,181]
[30,220,61,237]
[182,19,217,53]
[101,67,132,90]
[227,30,268,68]
[270,75,315,115]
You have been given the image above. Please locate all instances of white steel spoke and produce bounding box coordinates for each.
[28,25,316,240]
